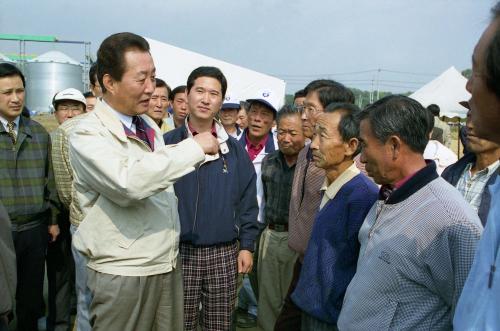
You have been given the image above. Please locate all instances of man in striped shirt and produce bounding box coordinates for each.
[0,63,60,331]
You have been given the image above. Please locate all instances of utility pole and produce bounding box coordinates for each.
[376,68,381,101]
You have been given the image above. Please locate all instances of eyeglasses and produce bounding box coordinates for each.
[298,105,322,116]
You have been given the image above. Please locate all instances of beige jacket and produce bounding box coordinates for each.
[69,100,204,276]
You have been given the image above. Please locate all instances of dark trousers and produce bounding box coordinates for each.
[46,222,75,331]
[274,259,302,331]
[12,223,48,331]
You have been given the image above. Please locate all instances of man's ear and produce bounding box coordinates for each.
[388,135,402,160]
[345,137,359,157]
[102,74,115,95]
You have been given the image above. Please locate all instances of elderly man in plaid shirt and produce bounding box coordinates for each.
[0,63,60,331]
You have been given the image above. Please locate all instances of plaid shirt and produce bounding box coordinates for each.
[0,116,59,228]
[456,160,500,213]
[261,150,296,225]
[51,116,86,226]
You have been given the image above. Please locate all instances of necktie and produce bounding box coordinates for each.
[132,116,152,150]
[6,121,16,145]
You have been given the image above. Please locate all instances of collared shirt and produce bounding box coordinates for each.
[319,162,360,210]
[261,150,296,225]
[454,175,500,330]
[245,132,269,161]
[187,120,217,137]
[0,115,20,136]
[0,115,59,228]
[338,162,483,330]
[105,100,135,133]
[288,145,325,260]
[456,160,500,213]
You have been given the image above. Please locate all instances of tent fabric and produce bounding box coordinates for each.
[146,37,286,109]
[409,66,470,118]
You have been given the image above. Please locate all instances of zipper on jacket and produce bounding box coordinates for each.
[192,165,201,233]
[129,136,152,152]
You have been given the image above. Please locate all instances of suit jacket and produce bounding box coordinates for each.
[69,99,205,276]
[0,202,16,316]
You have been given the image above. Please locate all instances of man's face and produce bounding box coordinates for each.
[311,112,350,170]
[104,49,156,116]
[277,114,305,157]
[247,102,275,142]
[220,108,239,127]
[359,119,394,185]
[187,77,223,122]
[236,108,248,129]
[85,96,97,112]
[147,86,169,122]
[466,109,500,154]
[294,96,305,107]
[301,91,324,139]
[467,18,500,144]
[0,75,25,122]
[54,100,85,124]
[172,91,188,124]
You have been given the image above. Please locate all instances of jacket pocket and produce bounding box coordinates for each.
[379,299,398,330]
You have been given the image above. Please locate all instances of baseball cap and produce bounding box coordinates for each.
[52,88,87,109]
[246,89,279,113]
[221,93,241,110]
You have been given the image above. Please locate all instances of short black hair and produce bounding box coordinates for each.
[325,102,362,156]
[0,63,25,87]
[427,104,440,117]
[97,32,150,93]
[293,88,306,100]
[359,95,429,154]
[155,78,171,96]
[170,85,187,101]
[424,106,435,136]
[186,66,227,99]
[304,79,355,108]
[276,105,301,127]
[83,91,95,98]
[486,2,500,98]
[89,62,98,87]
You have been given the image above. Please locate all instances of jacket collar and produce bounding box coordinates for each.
[238,129,276,153]
[385,161,439,204]
[93,99,129,143]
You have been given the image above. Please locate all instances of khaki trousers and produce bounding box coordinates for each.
[257,228,297,331]
[87,261,183,331]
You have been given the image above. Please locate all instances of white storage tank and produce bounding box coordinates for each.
[25,51,83,114]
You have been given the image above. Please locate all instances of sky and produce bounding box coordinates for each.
[0,0,494,94]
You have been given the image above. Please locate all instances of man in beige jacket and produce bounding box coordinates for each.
[69,32,218,330]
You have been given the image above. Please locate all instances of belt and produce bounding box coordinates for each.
[268,223,288,232]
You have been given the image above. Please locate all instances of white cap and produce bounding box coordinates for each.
[221,93,241,110]
[52,88,87,109]
[246,89,279,113]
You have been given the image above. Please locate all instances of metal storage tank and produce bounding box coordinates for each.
[25,51,83,114]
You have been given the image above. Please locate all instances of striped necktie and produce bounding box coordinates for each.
[6,121,16,144]
[132,116,152,150]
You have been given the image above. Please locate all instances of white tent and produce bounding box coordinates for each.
[409,66,470,118]
[146,37,286,107]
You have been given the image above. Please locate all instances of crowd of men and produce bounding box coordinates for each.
[1,3,500,331]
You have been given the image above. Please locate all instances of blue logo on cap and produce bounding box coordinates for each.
[262,92,270,97]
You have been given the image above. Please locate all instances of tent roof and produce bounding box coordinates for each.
[28,51,80,65]
[0,52,14,62]
[146,37,286,108]
[409,66,470,118]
